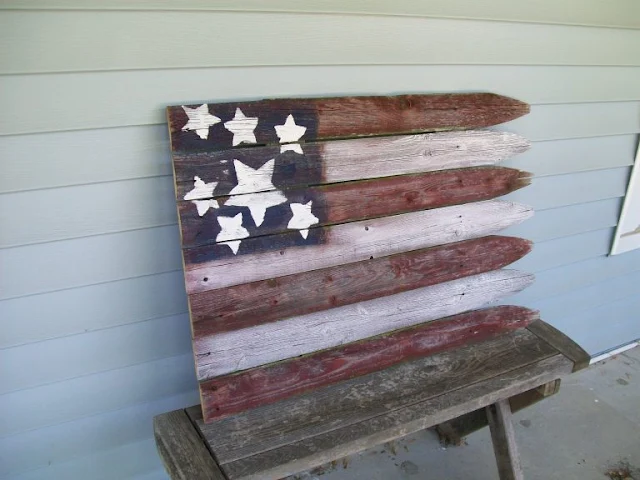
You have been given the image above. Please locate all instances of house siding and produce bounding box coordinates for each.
[1,4,639,478]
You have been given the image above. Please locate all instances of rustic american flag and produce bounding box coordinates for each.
[167,93,535,422]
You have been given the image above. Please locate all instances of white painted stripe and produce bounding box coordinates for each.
[322,130,528,184]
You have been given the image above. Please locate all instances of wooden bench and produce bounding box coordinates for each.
[154,93,590,480]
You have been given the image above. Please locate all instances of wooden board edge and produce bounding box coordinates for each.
[153,409,227,480]
[526,320,591,372]
[436,379,561,446]
[222,354,572,480]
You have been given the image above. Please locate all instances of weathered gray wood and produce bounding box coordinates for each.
[527,320,590,371]
[191,328,558,464]
[194,270,534,379]
[185,200,533,293]
[153,409,226,480]
[436,379,561,446]
[219,354,572,480]
[487,399,524,480]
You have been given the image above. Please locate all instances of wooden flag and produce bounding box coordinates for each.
[166,92,535,423]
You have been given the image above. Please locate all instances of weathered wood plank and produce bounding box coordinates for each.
[167,93,529,151]
[153,409,225,480]
[526,320,591,371]
[487,399,524,480]
[221,354,570,480]
[177,167,531,247]
[192,329,558,463]
[184,200,533,293]
[200,306,539,421]
[173,130,530,200]
[221,353,569,480]
[194,269,534,379]
[190,236,532,335]
[436,379,561,446]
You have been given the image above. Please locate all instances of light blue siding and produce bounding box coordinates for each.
[1,4,639,480]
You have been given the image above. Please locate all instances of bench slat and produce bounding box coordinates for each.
[184,200,533,293]
[168,93,529,152]
[189,327,564,469]
[190,236,532,335]
[177,166,531,248]
[200,305,539,421]
[173,130,529,201]
[195,269,534,379]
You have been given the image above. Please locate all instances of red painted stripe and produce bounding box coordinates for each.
[200,305,539,422]
[167,93,529,152]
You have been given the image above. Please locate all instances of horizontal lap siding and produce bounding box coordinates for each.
[1,5,639,480]
[4,0,640,29]
[2,12,640,74]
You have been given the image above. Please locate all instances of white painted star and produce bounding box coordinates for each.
[216,213,249,255]
[192,199,219,217]
[280,143,304,154]
[184,176,220,216]
[275,114,307,143]
[181,105,220,140]
[227,159,276,194]
[225,159,286,226]
[184,176,217,201]
[224,108,258,146]
[288,201,319,239]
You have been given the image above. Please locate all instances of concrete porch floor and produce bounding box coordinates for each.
[293,346,640,480]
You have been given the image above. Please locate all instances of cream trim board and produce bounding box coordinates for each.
[611,139,640,255]
[2,0,640,30]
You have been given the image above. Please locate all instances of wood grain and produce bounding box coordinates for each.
[192,328,562,465]
[200,306,539,421]
[190,236,532,335]
[184,200,534,293]
[173,130,530,200]
[177,167,531,247]
[526,320,591,371]
[153,409,225,480]
[194,269,535,379]
[219,354,571,480]
[487,399,524,480]
[168,93,529,151]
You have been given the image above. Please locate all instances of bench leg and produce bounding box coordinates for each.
[486,399,524,480]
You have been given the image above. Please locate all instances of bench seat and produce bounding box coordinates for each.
[154,320,588,480]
